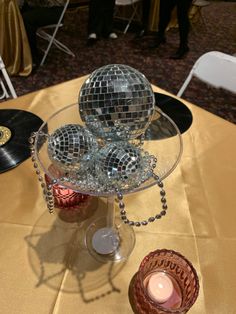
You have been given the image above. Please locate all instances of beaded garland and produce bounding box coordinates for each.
[29,132,56,214]
[116,174,168,227]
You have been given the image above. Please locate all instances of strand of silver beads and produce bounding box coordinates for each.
[117,174,168,227]
[29,132,56,214]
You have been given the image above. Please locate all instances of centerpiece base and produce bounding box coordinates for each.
[85,216,136,263]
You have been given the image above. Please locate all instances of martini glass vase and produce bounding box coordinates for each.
[32,102,182,264]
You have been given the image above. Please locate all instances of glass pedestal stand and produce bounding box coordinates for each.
[85,196,136,263]
[33,103,182,265]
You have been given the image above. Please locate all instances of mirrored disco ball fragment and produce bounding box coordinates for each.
[78,64,155,141]
[47,124,98,172]
[95,142,156,191]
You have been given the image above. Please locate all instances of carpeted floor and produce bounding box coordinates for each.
[10,1,236,123]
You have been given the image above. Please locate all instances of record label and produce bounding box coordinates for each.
[0,126,12,146]
[0,109,44,173]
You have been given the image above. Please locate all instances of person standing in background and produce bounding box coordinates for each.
[87,0,117,45]
[150,0,193,59]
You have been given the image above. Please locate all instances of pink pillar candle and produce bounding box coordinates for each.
[147,272,174,303]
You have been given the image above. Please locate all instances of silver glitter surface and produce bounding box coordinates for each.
[48,124,98,172]
[78,64,155,141]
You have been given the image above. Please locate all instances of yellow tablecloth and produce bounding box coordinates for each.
[0,77,236,313]
[0,0,32,76]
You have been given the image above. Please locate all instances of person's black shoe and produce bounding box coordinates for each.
[149,36,166,48]
[170,46,189,59]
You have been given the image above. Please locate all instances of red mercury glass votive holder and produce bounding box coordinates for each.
[45,173,95,223]
[129,249,199,314]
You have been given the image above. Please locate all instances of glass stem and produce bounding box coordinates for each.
[107,195,115,229]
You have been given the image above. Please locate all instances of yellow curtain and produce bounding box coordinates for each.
[148,0,160,31]
[0,0,32,76]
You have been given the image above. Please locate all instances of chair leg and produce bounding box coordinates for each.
[37,0,72,66]
[0,80,9,99]
[50,38,75,56]
[39,25,62,66]
[177,73,193,97]
[191,6,208,32]
[1,68,17,98]
[123,10,136,34]
[199,10,207,29]
[37,29,75,65]
[116,2,141,35]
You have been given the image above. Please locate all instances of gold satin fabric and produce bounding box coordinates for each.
[0,0,32,76]
[148,0,160,31]
[1,76,236,313]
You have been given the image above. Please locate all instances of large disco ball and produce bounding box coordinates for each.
[78,64,155,141]
[47,124,98,172]
[95,142,155,190]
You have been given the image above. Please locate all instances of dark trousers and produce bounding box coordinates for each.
[141,0,151,31]
[158,0,192,47]
[21,5,63,61]
[88,0,115,37]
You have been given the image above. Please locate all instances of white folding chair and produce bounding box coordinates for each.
[177,51,236,97]
[115,0,142,34]
[191,0,211,31]
[37,0,75,66]
[0,56,17,100]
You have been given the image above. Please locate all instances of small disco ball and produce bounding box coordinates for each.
[95,142,151,190]
[47,124,98,172]
[78,64,155,141]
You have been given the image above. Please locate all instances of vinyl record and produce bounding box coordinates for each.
[0,109,44,173]
[155,93,193,134]
[145,93,193,140]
